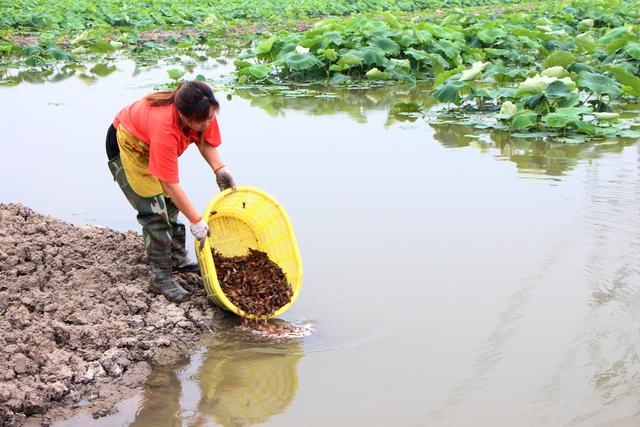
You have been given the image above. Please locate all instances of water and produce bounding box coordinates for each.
[3,61,640,426]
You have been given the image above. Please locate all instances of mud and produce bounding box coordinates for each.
[0,203,225,426]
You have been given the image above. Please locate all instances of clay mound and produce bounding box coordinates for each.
[0,203,222,426]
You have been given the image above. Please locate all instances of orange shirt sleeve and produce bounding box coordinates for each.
[204,115,222,147]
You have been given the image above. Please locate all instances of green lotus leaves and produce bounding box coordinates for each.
[599,27,636,54]
[542,50,575,69]
[543,107,592,128]
[459,61,488,82]
[433,39,460,60]
[369,37,401,56]
[602,66,640,97]
[625,42,640,60]
[516,75,575,96]
[593,112,620,121]
[499,101,517,117]
[432,80,469,105]
[283,52,320,70]
[541,66,569,78]
[575,33,596,53]
[577,71,621,98]
[510,111,538,130]
[477,28,507,45]
[361,46,388,66]
[166,68,185,81]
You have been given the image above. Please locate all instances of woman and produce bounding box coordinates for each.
[106,80,235,303]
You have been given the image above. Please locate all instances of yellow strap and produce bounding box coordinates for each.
[116,124,166,197]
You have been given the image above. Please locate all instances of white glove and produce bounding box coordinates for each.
[190,219,210,251]
[215,166,236,191]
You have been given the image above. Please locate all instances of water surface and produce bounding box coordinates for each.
[3,61,640,427]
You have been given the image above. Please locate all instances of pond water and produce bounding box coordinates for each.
[3,60,640,426]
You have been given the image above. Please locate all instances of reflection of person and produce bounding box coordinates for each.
[106,81,236,302]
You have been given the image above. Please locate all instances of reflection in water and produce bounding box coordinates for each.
[131,326,303,427]
[233,83,437,125]
[527,148,640,426]
[431,123,637,177]
[234,85,639,178]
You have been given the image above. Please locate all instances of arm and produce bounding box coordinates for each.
[197,141,236,190]
[159,180,201,224]
[197,142,225,173]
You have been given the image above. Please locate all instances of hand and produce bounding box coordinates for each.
[190,219,210,251]
[215,166,236,191]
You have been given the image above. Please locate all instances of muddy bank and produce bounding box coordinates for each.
[0,203,225,426]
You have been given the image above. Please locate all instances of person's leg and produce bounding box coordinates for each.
[107,154,190,303]
[166,197,200,273]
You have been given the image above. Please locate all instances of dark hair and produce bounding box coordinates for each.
[144,80,220,121]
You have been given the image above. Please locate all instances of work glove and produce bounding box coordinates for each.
[215,166,236,191]
[190,218,210,251]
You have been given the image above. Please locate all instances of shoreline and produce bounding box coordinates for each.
[0,203,226,426]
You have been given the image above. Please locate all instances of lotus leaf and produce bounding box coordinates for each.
[433,39,460,60]
[389,58,410,68]
[370,37,400,56]
[459,61,488,82]
[499,101,517,117]
[284,52,320,71]
[599,27,636,54]
[432,80,468,105]
[516,75,575,96]
[603,65,640,97]
[593,112,620,121]
[511,110,538,130]
[577,71,621,98]
[477,28,506,44]
[540,66,568,78]
[166,68,185,81]
[361,46,388,66]
[575,33,596,53]
[542,50,575,69]
[625,42,640,60]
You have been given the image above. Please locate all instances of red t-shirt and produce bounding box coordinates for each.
[113,99,221,183]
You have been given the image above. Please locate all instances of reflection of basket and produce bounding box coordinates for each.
[195,186,303,319]
[196,341,303,426]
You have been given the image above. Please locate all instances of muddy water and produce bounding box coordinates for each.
[3,61,640,426]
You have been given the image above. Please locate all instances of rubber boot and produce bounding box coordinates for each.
[167,199,201,274]
[148,254,191,303]
[143,203,190,303]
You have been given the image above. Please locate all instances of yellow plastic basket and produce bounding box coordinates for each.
[195,186,303,319]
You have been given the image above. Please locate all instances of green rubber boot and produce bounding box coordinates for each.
[166,199,201,274]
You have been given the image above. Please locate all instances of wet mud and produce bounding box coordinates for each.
[0,203,225,426]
